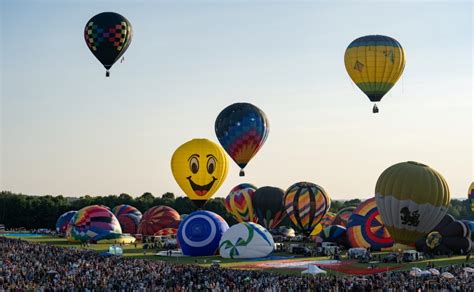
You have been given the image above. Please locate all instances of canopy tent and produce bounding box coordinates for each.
[301,265,327,275]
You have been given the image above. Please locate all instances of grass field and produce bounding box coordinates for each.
[5,234,472,276]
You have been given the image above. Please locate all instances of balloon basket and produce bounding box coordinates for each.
[106,70,110,77]
[372,104,379,113]
[239,170,245,177]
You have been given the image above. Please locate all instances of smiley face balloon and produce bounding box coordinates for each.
[171,139,228,207]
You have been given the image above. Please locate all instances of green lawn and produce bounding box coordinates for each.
[7,235,473,276]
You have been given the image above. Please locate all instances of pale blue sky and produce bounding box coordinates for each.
[1,0,472,199]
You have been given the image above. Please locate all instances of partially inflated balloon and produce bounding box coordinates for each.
[468,182,474,213]
[332,207,356,227]
[375,161,450,245]
[320,212,336,228]
[319,225,347,244]
[219,222,274,259]
[70,205,122,242]
[138,206,180,236]
[344,35,405,113]
[56,211,77,235]
[84,12,133,76]
[284,182,331,236]
[171,139,228,207]
[112,205,142,234]
[215,103,269,176]
[225,183,258,223]
[347,198,393,251]
[252,186,286,230]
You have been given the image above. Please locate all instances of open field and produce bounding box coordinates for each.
[6,234,472,276]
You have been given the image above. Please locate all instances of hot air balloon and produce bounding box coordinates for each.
[219,222,274,259]
[283,182,331,236]
[112,205,142,234]
[468,182,474,213]
[137,206,180,236]
[346,198,394,251]
[252,186,286,230]
[332,207,356,227]
[154,228,178,237]
[215,102,269,176]
[171,138,228,208]
[319,225,347,246]
[277,226,296,238]
[344,35,405,113]
[84,12,133,77]
[416,214,472,255]
[225,183,258,223]
[69,205,122,242]
[56,211,77,235]
[177,210,229,256]
[320,212,336,228]
[375,161,450,245]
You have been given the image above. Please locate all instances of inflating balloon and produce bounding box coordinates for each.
[320,212,336,228]
[375,161,450,245]
[69,205,122,242]
[215,103,269,176]
[177,210,229,256]
[56,211,77,235]
[416,214,472,255]
[346,197,394,251]
[468,182,474,213]
[344,35,405,113]
[137,206,180,236]
[84,12,133,76]
[154,228,178,237]
[112,205,142,234]
[225,183,258,223]
[284,182,331,236]
[332,207,356,227]
[252,186,286,230]
[219,222,274,259]
[171,139,228,208]
[319,225,347,246]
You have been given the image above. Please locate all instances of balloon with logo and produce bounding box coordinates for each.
[215,102,269,176]
[70,205,122,242]
[283,182,331,236]
[112,205,142,234]
[344,35,405,113]
[84,12,133,76]
[252,186,286,230]
[178,210,229,256]
[347,197,394,251]
[171,138,228,208]
[332,207,356,227]
[225,183,258,223]
[219,222,274,259]
[375,161,450,245]
[137,206,180,236]
[56,211,77,235]
[468,182,474,213]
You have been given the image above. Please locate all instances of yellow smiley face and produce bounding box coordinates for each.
[171,139,228,204]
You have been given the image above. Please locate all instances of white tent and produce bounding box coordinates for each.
[302,265,327,275]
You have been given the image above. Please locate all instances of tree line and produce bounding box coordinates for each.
[0,191,471,230]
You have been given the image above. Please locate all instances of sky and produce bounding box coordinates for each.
[1,0,472,200]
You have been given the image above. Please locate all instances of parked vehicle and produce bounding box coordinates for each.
[403,250,423,262]
[348,247,367,259]
[382,253,399,263]
[289,244,312,256]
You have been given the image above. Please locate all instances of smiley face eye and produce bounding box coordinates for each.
[189,156,199,174]
[207,156,216,174]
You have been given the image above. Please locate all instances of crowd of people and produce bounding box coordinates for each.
[1,237,473,291]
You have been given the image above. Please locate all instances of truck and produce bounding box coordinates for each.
[317,242,339,256]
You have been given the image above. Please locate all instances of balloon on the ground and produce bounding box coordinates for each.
[219,222,274,259]
[319,225,347,245]
[320,212,335,228]
[56,211,77,235]
[284,182,331,236]
[344,35,405,113]
[252,186,286,230]
[177,210,229,256]
[154,228,178,237]
[468,182,474,213]
[375,161,450,245]
[332,207,356,227]
[84,12,133,76]
[171,138,228,208]
[416,214,472,255]
[276,226,296,238]
[225,183,258,223]
[112,205,142,234]
[347,198,394,251]
[138,206,180,236]
[69,205,122,242]
[215,102,269,176]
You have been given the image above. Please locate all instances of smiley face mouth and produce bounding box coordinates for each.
[187,176,217,196]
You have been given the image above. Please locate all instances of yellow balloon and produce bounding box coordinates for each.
[171,138,228,206]
[310,223,323,236]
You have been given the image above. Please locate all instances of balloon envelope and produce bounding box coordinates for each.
[178,210,229,256]
[252,186,286,230]
[69,205,122,242]
[112,205,142,234]
[332,207,356,227]
[56,211,77,235]
[375,161,450,245]
[215,102,269,176]
[138,206,180,236]
[219,222,274,259]
[468,182,474,213]
[225,183,258,223]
